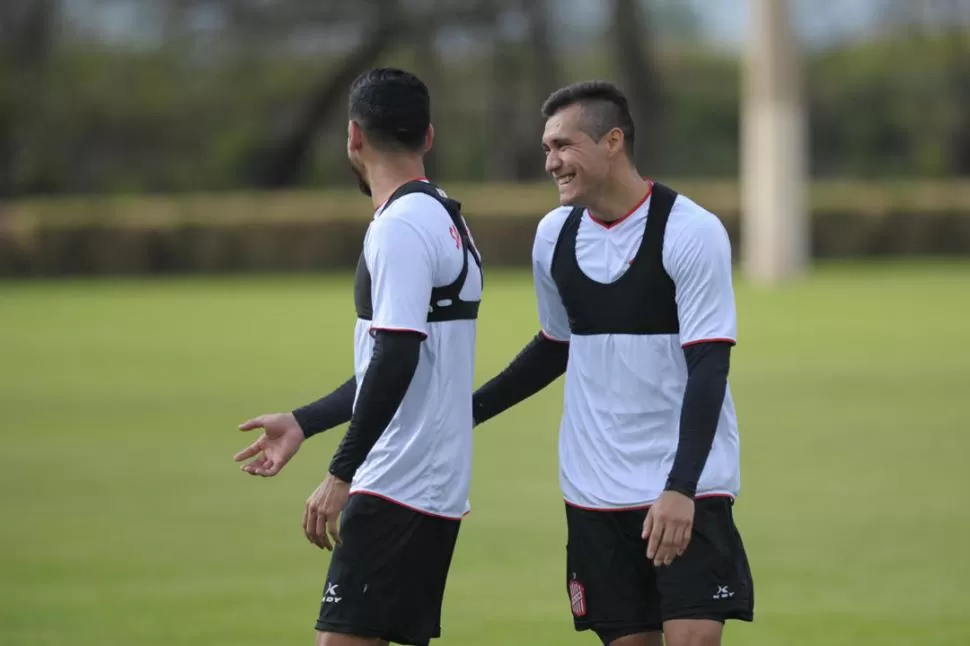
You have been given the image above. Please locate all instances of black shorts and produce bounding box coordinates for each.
[565,496,754,644]
[315,493,461,646]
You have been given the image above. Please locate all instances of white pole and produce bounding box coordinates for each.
[741,0,809,285]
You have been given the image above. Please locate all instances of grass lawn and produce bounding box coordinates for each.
[1,260,968,645]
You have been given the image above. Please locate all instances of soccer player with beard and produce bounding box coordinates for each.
[232,68,483,646]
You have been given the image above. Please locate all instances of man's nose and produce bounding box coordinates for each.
[545,151,561,174]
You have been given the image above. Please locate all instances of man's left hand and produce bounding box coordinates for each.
[642,490,694,567]
[303,473,351,551]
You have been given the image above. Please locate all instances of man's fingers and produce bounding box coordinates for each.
[303,503,315,544]
[238,416,266,431]
[667,525,685,561]
[261,457,280,477]
[316,508,330,551]
[676,522,693,555]
[658,521,693,566]
[646,517,665,560]
[326,509,341,549]
[242,455,269,474]
[658,523,681,566]
[642,510,654,541]
[233,440,263,463]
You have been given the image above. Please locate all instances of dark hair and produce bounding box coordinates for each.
[348,68,430,153]
[541,81,635,157]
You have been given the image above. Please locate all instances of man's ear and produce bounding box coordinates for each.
[605,127,626,158]
[348,120,365,152]
[424,124,435,153]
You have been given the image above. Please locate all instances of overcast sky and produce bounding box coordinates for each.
[563,0,887,50]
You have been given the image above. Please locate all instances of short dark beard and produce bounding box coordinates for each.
[350,163,371,197]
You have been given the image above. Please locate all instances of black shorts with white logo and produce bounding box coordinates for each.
[565,496,754,644]
[315,492,461,646]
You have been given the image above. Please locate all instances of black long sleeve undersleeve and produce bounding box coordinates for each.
[665,341,733,498]
[291,376,356,439]
[328,330,423,483]
[472,331,569,426]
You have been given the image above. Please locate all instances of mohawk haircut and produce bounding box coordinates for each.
[541,81,636,158]
[348,68,431,153]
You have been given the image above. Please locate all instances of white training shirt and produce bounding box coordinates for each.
[533,188,741,510]
[349,186,482,519]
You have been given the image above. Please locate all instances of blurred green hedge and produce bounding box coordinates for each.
[2,179,969,275]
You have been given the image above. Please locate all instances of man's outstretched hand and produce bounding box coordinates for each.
[233,412,304,476]
[642,490,695,567]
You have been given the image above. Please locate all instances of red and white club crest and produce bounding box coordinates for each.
[569,579,587,617]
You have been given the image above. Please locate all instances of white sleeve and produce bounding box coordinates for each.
[365,215,434,338]
[665,213,738,347]
[532,222,571,343]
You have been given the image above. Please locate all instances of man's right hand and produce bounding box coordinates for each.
[233,412,304,476]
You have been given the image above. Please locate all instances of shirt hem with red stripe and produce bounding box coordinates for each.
[350,489,470,520]
[564,491,736,512]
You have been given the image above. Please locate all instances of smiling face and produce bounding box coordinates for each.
[542,103,623,207]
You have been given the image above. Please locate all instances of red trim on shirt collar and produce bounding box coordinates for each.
[587,180,654,230]
[375,176,431,215]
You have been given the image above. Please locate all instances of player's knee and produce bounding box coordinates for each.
[605,632,663,646]
[662,618,723,646]
[315,631,386,646]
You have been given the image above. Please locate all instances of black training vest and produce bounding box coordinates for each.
[354,180,483,324]
[549,182,680,336]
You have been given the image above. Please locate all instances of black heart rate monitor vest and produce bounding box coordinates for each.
[550,182,680,336]
[354,180,483,324]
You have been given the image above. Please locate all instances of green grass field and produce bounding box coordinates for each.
[2,261,969,646]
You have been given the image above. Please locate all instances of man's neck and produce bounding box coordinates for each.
[588,168,652,223]
[367,158,428,210]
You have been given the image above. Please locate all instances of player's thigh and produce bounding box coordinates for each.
[564,503,661,638]
[655,497,754,626]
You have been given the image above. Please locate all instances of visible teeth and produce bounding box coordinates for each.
[558,175,574,185]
